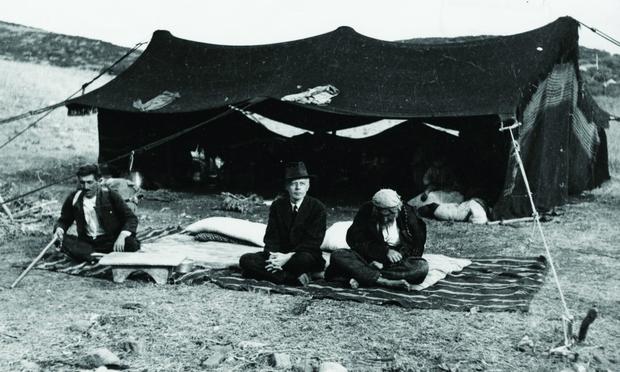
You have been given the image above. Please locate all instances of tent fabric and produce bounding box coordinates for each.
[492,63,608,218]
[68,17,580,130]
[64,17,610,219]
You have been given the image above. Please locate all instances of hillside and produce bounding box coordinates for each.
[0,20,138,74]
[0,59,108,174]
[579,47,620,96]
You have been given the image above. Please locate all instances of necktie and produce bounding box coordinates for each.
[292,205,298,222]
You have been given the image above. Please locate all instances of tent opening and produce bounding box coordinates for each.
[98,108,509,206]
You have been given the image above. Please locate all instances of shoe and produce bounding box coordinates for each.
[297,273,311,287]
[349,278,359,289]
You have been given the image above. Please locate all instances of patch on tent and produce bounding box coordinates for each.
[281,85,339,106]
[132,91,181,111]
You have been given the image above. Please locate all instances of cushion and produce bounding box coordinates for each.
[194,232,248,245]
[466,200,488,224]
[320,221,352,251]
[433,202,468,221]
[432,199,488,224]
[183,217,267,247]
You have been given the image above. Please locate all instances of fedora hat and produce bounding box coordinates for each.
[284,161,315,180]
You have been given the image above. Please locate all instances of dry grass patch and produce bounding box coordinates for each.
[1,182,619,371]
[0,59,111,174]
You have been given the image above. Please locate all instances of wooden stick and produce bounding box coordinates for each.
[578,307,598,342]
[10,236,58,289]
[487,217,534,225]
[0,193,13,222]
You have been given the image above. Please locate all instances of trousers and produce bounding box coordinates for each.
[239,251,325,285]
[61,234,141,262]
[325,249,429,286]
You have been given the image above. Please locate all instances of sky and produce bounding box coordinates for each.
[2,0,619,54]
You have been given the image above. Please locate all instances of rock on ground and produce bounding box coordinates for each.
[268,353,292,369]
[82,348,121,369]
[319,361,348,372]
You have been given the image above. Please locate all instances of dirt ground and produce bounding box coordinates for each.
[1,176,619,372]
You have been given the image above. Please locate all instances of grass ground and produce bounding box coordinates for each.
[0,59,107,173]
[1,186,618,372]
[0,61,619,371]
[594,96,620,174]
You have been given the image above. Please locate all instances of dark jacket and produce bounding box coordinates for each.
[263,195,327,258]
[346,202,426,264]
[55,187,138,241]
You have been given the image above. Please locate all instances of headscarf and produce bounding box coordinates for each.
[371,188,402,210]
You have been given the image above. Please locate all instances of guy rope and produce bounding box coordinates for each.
[0,41,147,151]
[499,120,575,347]
[0,101,257,207]
[576,19,620,49]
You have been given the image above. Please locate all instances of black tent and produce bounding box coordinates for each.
[66,16,609,219]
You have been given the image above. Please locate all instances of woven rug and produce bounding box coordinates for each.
[37,239,547,312]
[203,256,548,312]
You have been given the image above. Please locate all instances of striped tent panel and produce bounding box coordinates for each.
[572,107,600,159]
[520,64,575,146]
[543,63,576,108]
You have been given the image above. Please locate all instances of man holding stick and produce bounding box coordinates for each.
[53,163,140,262]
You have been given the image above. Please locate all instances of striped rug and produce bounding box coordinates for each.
[207,256,548,312]
[36,235,547,312]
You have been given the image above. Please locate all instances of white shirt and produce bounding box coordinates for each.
[379,220,401,247]
[82,195,102,238]
[290,198,304,213]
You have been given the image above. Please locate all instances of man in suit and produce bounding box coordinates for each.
[53,163,140,262]
[325,188,428,291]
[239,162,327,286]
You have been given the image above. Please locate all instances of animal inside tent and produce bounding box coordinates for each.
[66,16,610,219]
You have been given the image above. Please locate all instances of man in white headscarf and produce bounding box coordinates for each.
[325,189,428,290]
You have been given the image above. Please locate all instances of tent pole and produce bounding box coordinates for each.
[501,121,573,346]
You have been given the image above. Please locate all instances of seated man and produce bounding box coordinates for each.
[239,162,327,286]
[326,189,428,291]
[53,164,140,262]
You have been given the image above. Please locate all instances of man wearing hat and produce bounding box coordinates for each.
[325,188,428,291]
[239,162,327,285]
